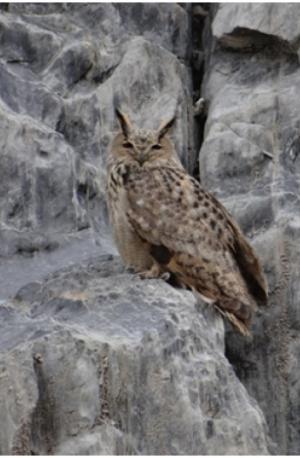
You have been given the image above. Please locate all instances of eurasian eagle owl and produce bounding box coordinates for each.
[106,107,268,335]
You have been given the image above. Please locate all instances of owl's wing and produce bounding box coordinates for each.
[125,165,268,333]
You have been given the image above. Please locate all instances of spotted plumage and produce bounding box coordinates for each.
[106,108,268,335]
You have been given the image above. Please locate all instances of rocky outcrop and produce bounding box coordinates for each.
[1,2,299,455]
[0,256,270,455]
[212,3,300,52]
[0,3,194,298]
[199,3,300,454]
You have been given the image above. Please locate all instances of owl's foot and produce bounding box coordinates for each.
[160,272,171,281]
[138,264,170,281]
[125,266,136,274]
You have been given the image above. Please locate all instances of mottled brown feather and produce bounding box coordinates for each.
[124,165,267,334]
[107,111,268,335]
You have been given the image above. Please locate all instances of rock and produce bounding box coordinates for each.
[0,4,194,300]
[213,4,300,50]
[0,256,271,455]
[200,4,300,454]
[1,2,297,454]
[193,5,208,18]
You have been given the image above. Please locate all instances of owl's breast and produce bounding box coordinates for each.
[107,164,129,217]
[106,163,152,271]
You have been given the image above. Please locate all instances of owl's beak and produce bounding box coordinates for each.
[137,152,147,165]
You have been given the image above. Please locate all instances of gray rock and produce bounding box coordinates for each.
[0,257,271,455]
[0,4,194,299]
[1,2,297,454]
[213,4,300,48]
[200,3,300,454]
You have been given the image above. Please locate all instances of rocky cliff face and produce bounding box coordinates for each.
[0,3,298,454]
[0,3,194,298]
[0,256,270,455]
[198,4,300,454]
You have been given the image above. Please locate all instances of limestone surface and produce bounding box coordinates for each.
[200,3,300,454]
[1,3,299,454]
[0,256,270,455]
[0,3,194,298]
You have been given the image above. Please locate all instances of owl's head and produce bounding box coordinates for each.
[110,107,179,167]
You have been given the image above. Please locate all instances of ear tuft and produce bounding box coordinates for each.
[115,107,132,139]
[157,115,176,140]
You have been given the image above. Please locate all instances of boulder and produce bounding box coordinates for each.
[213,3,300,51]
[200,3,300,453]
[0,4,194,298]
[2,3,298,454]
[0,256,271,455]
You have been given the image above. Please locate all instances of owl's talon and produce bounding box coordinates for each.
[160,272,171,281]
[138,270,158,280]
[137,263,169,280]
[138,269,170,281]
[125,266,136,274]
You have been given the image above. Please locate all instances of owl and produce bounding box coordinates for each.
[106,108,268,335]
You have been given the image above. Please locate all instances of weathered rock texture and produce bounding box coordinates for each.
[0,256,270,455]
[199,3,300,454]
[0,3,194,298]
[1,2,299,455]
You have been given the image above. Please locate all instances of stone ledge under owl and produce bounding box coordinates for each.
[0,255,272,454]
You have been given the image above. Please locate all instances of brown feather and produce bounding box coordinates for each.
[230,224,268,305]
[107,115,268,336]
[207,193,268,305]
[125,165,267,334]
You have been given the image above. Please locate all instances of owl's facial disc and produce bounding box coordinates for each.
[122,129,161,164]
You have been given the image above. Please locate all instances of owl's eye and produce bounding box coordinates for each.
[123,141,133,148]
[152,144,162,150]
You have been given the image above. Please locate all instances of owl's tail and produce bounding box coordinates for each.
[214,305,251,336]
[190,286,252,336]
[163,253,254,336]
